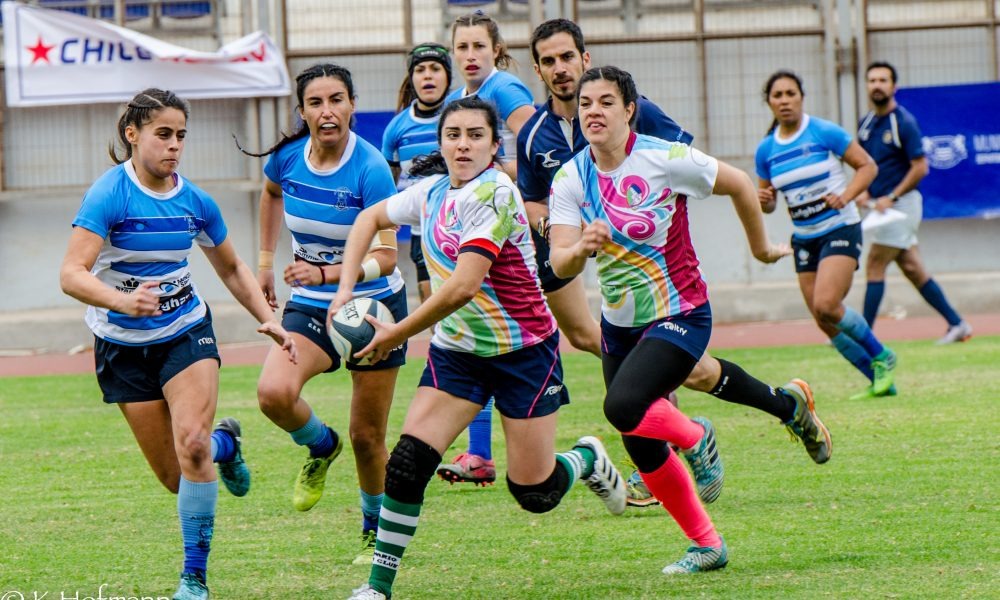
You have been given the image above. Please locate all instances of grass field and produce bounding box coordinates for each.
[1,337,998,599]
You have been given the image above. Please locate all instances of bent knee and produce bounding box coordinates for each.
[257,380,298,416]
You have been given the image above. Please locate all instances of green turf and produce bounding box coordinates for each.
[0,337,997,599]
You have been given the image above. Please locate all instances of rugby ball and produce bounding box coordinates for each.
[328,298,395,365]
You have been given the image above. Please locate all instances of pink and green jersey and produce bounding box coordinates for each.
[385,168,555,356]
[549,132,719,328]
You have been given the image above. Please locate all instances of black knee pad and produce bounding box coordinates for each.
[506,463,569,514]
[385,434,441,504]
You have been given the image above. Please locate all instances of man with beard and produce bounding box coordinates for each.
[856,61,972,346]
[517,19,832,508]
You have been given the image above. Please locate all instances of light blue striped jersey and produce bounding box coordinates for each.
[381,101,441,192]
[755,114,860,239]
[72,160,227,345]
[445,68,534,159]
[263,131,403,308]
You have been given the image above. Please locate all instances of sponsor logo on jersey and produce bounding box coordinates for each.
[539,150,561,169]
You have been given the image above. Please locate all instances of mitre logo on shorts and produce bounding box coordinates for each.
[830,239,850,248]
[373,550,399,571]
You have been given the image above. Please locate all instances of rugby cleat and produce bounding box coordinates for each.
[781,379,832,464]
[351,529,377,566]
[214,417,250,497]
[292,427,343,511]
[870,348,897,396]
[936,321,973,345]
[682,417,724,504]
[172,572,209,600]
[575,436,627,516]
[347,583,387,600]
[625,468,661,508]
[436,452,496,486]
[662,538,729,575]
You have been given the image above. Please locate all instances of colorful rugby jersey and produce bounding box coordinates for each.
[72,160,226,345]
[518,95,692,202]
[755,114,860,239]
[264,132,403,308]
[549,133,717,327]
[381,102,441,192]
[385,169,555,356]
[445,68,534,159]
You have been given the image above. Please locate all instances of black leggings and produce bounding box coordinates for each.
[602,337,699,473]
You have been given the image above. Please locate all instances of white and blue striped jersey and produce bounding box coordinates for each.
[381,102,441,193]
[755,114,860,239]
[263,131,403,309]
[73,160,226,345]
[445,68,535,159]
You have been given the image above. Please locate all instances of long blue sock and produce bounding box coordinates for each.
[467,398,493,460]
[210,429,236,463]
[178,476,218,578]
[290,411,336,458]
[360,489,383,534]
[836,307,886,358]
[919,279,962,326]
[831,333,875,382]
[863,281,885,327]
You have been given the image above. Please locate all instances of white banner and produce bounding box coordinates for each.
[2,2,291,107]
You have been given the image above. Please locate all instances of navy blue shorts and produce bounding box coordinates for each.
[601,302,712,361]
[531,228,575,294]
[410,234,429,283]
[419,334,569,419]
[94,315,221,404]
[792,223,863,273]
[282,288,408,373]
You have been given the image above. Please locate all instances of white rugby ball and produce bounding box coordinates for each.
[328,298,395,365]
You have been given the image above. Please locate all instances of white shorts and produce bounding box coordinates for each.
[868,190,921,249]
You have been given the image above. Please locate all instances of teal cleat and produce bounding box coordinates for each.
[682,417,724,504]
[662,538,729,575]
[215,418,250,497]
[172,572,208,600]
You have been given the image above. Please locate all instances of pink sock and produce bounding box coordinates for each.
[641,450,721,548]
[624,397,705,449]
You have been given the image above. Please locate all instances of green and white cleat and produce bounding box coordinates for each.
[351,529,377,566]
[662,539,728,575]
[172,572,209,600]
[215,417,250,497]
[781,379,832,464]
[292,429,343,511]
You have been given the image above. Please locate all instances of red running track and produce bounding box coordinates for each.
[2,313,997,378]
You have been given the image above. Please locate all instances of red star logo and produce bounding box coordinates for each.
[26,37,55,65]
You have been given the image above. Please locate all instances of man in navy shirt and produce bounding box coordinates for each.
[857,61,971,345]
[518,19,832,507]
